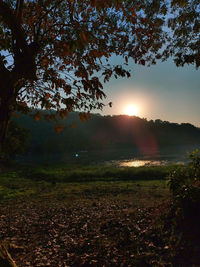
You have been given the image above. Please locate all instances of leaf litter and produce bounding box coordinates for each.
[0,196,173,266]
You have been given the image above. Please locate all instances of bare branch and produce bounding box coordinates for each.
[16,0,24,25]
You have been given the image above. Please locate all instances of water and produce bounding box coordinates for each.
[105,159,168,167]
[92,147,190,167]
[17,145,196,166]
[104,158,186,167]
[73,150,188,167]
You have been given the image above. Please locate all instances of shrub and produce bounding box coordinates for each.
[167,149,200,241]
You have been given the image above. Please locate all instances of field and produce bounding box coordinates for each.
[0,164,181,266]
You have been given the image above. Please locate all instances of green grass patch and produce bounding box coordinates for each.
[0,163,171,204]
[11,162,176,183]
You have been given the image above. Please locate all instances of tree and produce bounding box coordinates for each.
[2,120,30,161]
[162,0,200,68]
[0,0,167,156]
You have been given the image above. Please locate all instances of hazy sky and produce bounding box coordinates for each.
[100,56,200,127]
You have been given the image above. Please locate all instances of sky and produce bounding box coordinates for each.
[100,56,200,127]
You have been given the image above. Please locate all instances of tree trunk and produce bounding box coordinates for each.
[0,54,14,162]
[0,102,10,148]
[0,111,10,163]
[0,84,15,163]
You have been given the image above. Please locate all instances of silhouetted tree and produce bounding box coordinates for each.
[0,0,167,156]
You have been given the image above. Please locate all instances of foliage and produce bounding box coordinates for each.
[163,0,200,68]
[2,120,29,161]
[166,150,200,263]
[13,111,200,158]
[168,149,200,197]
[0,0,167,126]
[0,0,199,148]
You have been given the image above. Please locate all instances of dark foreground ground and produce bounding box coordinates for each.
[0,164,198,266]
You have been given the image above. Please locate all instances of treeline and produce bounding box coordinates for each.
[11,109,200,158]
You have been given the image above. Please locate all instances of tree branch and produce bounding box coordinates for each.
[38,0,66,22]
[16,0,24,25]
[0,0,28,52]
[0,54,10,77]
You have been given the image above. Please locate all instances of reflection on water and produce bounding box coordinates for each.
[119,159,166,167]
[105,158,185,167]
[17,146,189,166]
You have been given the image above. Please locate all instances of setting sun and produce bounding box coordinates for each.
[124,104,139,116]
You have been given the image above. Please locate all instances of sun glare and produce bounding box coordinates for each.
[124,104,139,116]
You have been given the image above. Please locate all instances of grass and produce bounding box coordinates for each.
[0,163,177,266]
[0,163,171,203]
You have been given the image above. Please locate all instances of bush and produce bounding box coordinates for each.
[168,150,200,198]
[167,149,200,240]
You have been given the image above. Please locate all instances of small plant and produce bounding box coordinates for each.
[167,149,200,262]
[168,149,200,202]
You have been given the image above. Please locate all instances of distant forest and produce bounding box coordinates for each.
[11,110,200,160]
